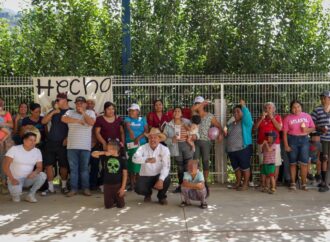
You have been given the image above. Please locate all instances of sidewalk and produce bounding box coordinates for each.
[0,185,329,242]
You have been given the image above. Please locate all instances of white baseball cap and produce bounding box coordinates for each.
[127,103,140,111]
[194,96,205,104]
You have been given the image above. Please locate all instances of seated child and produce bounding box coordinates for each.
[260,131,277,194]
[186,115,201,152]
[181,159,208,209]
[308,132,322,183]
[92,140,127,209]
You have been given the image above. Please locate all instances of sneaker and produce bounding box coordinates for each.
[249,181,255,187]
[200,202,208,209]
[144,195,152,202]
[307,173,314,181]
[25,193,37,203]
[289,183,296,191]
[158,198,168,205]
[61,187,70,194]
[172,186,181,193]
[83,189,92,196]
[319,185,329,192]
[66,191,77,197]
[12,195,20,202]
[315,174,321,182]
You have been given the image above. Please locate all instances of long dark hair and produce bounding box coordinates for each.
[290,100,303,113]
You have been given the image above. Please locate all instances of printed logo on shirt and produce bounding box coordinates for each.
[290,118,308,125]
[107,158,120,173]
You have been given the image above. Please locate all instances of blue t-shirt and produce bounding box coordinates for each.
[124,116,147,145]
[47,108,70,142]
[183,170,204,183]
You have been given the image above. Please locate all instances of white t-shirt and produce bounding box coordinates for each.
[64,109,96,151]
[6,145,42,179]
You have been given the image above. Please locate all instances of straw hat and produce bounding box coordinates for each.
[144,128,167,142]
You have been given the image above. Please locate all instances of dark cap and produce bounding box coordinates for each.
[265,131,277,139]
[74,96,87,103]
[320,91,330,97]
[56,92,72,101]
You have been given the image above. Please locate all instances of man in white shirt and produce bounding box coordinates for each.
[2,132,46,202]
[62,96,96,197]
[133,128,171,205]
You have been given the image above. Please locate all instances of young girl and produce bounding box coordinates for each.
[260,131,277,194]
[92,140,127,209]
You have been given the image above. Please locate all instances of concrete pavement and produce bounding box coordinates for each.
[0,185,329,242]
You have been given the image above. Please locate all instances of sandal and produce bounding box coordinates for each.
[268,188,276,194]
[237,185,248,191]
[301,184,308,191]
[289,183,296,191]
[180,201,191,207]
[200,202,208,209]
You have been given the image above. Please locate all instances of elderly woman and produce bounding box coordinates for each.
[191,96,223,181]
[124,103,148,191]
[254,102,283,186]
[164,107,195,193]
[225,99,253,191]
[147,99,170,131]
[283,100,315,190]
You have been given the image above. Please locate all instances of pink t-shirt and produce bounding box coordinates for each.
[283,112,315,136]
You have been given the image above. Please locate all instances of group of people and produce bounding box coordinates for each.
[0,90,330,209]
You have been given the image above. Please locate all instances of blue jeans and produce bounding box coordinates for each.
[287,135,309,165]
[67,149,90,191]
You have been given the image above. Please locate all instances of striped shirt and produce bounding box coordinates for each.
[311,105,330,141]
[65,109,96,151]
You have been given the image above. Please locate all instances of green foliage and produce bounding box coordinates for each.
[0,0,329,75]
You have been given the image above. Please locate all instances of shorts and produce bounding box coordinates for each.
[43,140,69,168]
[261,164,275,176]
[228,145,252,171]
[287,135,309,165]
[309,141,322,164]
[127,147,141,173]
[258,144,282,166]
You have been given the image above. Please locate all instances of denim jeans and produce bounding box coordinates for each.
[287,135,309,164]
[7,172,47,197]
[67,149,90,191]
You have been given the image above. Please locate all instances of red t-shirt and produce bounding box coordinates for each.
[147,112,170,129]
[257,114,282,144]
[94,116,123,142]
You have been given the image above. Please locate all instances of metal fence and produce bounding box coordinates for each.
[1,74,330,183]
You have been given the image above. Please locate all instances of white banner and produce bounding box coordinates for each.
[33,76,113,114]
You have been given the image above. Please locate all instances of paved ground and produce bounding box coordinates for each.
[0,185,329,242]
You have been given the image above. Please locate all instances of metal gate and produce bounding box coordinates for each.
[1,74,330,183]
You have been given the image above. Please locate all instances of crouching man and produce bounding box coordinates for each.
[2,132,46,202]
[133,128,171,205]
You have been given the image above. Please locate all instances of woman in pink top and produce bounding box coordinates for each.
[283,100,315,190]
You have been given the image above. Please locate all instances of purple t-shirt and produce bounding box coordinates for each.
[94,115,123,141]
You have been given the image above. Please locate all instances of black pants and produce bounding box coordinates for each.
[135,174,171,200]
